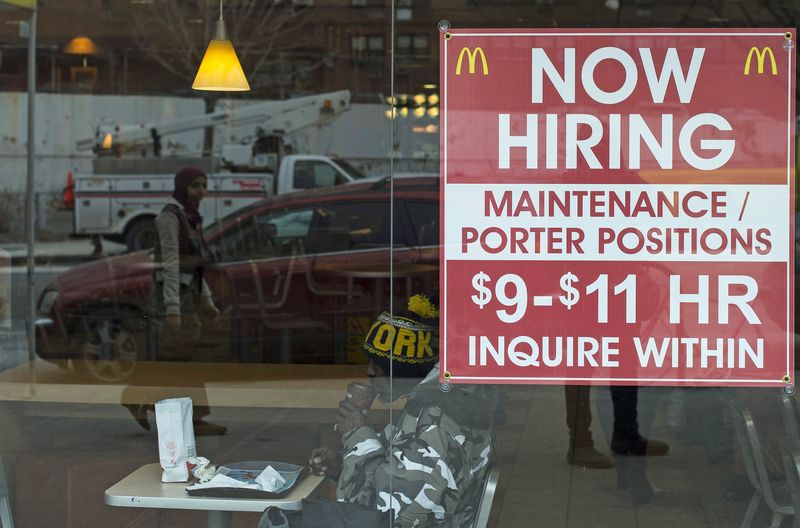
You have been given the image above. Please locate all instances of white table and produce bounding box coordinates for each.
[105,463,324,528]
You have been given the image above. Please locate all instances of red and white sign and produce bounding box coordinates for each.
[440,29,795,386]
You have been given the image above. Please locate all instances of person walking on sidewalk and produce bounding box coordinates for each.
[124,166,225,436]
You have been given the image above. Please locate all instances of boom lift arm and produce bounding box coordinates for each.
[76,90,351,156]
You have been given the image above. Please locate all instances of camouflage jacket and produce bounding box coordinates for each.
[336,367,504,528]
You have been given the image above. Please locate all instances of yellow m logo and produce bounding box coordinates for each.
[456,47,489,76]
[744,47,777,75]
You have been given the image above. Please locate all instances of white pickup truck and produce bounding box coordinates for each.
[74,154,365,251]
[69,90,359,251]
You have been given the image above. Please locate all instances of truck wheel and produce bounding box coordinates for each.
[73,309,146,383]
[125,217,158,252]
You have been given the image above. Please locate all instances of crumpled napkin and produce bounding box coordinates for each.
[161,456,210,483]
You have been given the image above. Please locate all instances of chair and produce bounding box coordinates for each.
[258,248,298,310]
[781,394,800,444]
[0,457,14,528]
[780,442,800,528]
[256,247,333,362]
[228,249,299,361]
[304,260,357,298]
[781,395,800,528]
[297,240,363,300]
[729,400,794,528]
[470,466,500,528]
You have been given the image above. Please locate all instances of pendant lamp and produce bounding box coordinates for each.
[192,0,250,91]
[64,35,98,67]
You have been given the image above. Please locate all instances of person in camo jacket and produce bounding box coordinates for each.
[308,294,506,528]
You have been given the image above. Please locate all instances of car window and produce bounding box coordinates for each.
[331,158,368,180]
[293,160,349,189]
[305,201,400,254]
[404,201,439,247]
[217,207,313,261]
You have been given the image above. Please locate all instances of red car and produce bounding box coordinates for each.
[35,177,439,382]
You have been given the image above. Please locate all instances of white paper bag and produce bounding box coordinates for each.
[155,397,197,482]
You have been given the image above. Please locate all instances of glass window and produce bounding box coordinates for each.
[293,160,350,189]
[331,158,368,180]
[2,1,797,527]
[397,34,429,56]
[305,201,396,254]
[350,0,384,7]
[216,207,313,261]
[350,35,367,52]
[367,35,384,52]
[397,34,412,51]
[403,201,438,247]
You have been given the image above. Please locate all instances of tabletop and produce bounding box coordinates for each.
[0,360,378,407]
[105,463,324,513]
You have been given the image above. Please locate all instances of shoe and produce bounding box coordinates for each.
[124,403,151,431]
[566,446,614,468]
[611,435,670,456]
[193,420,227,436]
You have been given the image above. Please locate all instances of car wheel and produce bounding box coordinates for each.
[73,311,146,383]
[125,217,158,252]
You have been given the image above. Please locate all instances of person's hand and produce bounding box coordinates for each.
[200,304,222,330]
[308,447,342,479]
[201,304,220,320]
[335,399,367,434]
[166,314,181,330]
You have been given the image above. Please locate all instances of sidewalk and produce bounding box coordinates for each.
[0,239,128,266]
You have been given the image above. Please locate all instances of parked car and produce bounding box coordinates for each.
[35,177,440,382]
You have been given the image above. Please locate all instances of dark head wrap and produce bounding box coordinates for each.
[172,166,207,227]
[362,294,439,379]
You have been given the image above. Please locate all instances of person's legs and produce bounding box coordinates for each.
[564,385,613,468]
[610,386,668,456]
[122,313,226,435]
[122,314,158,431]
[179,311,226,436]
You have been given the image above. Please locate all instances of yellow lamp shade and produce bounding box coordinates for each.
[192,39,250,91]
[64,36,98,55]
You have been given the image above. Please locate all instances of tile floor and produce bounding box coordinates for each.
[487,385,774,527]
[0,382,791,527]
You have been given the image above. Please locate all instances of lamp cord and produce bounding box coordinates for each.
[219,0,223,21]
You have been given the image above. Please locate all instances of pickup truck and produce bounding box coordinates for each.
[72,154,367,251]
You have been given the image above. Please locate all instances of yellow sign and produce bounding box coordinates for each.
[0,0,36,8]
[456,47,489,76]
[744,46,777,75]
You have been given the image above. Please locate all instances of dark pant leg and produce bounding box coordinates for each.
[610,385,639,443]
[565,385,594,447]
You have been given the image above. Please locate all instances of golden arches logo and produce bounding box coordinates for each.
[456,47,489,76]
[744,47,777,75]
